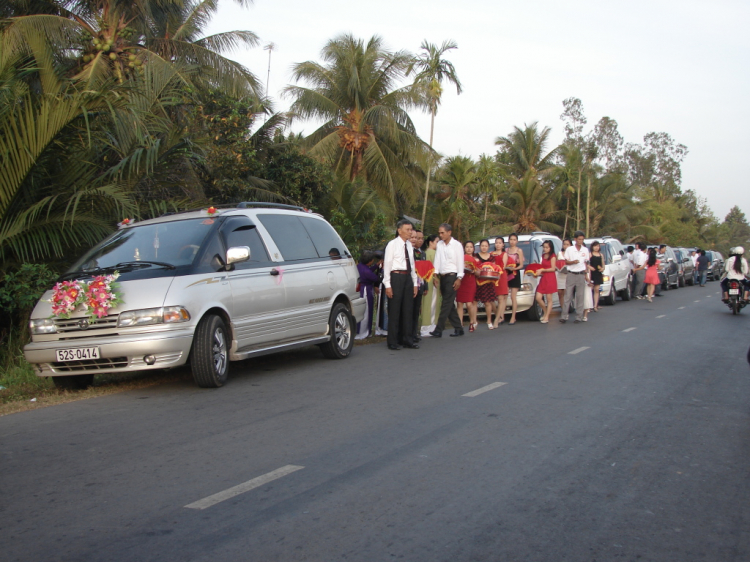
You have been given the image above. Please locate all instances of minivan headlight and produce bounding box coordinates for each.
[30,318,56,334]
[117,306,190,327]
[521,283,532,292]
[602,275,610,283]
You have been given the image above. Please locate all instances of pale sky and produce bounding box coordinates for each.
[207,0,750,222]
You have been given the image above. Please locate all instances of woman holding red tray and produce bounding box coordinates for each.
[491,237,509,327]
[533,240,558,323]
[456,240,478,331]
[474,239,499,329]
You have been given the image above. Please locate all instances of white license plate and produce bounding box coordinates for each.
[729,288,740,295]
[55,347,101,362]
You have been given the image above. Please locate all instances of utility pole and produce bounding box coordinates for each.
[263,42,275,99]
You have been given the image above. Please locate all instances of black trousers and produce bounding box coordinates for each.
[412,288,423,339]
[436,273,462,332]
[387,274,414,347]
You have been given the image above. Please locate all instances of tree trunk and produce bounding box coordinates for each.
[576,168,582,231]
[483,194,489,237]
[586,173,591,237]
[563,193,570,239]
[420,106,436,229]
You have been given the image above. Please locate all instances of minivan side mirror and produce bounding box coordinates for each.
[227,246,251,265]
[612,255,622,262]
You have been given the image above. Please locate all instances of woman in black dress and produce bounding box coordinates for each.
[588,241,605,311]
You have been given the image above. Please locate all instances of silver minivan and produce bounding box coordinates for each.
[24,203,366,389]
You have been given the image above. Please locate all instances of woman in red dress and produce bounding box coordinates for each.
[456,241,478,331]
[491,237,509,327]
[534,240,558,324]
[644,248,660,302]
[474,239,499,329]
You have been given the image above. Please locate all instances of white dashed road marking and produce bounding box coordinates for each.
[656,315,666,318]
[622,327,637,332]
[694,300,701,303]
[463,382,507,397]
[568,347,590,355]
[679,307,685,309]
[185,465,304,510]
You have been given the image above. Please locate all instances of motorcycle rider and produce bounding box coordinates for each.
[721,246,749,303]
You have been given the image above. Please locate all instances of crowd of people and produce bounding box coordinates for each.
[354,222,750,349]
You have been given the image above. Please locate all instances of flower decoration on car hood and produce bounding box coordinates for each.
[49,273,122,319]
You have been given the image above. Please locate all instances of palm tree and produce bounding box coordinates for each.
[409,39,462,228]
[3,0,262,95]
[495,122,559,178]
[284,34,429,210]
[1,0,262,264]
[497,171,561,233]
[475,154,504,237]
[434,155,477,240]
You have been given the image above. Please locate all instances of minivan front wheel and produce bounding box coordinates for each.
[191,314,229,388]
[319,303,354,359]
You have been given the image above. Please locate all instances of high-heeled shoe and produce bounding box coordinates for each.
[469,323,475,332]
[487,323,494,330]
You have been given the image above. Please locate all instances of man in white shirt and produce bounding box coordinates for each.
[431,223,465,337]
[383,219,419,350]
[632,242,648,299]
[560,230,590,323]
[691,250,699,285]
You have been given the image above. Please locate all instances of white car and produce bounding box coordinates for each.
[584,236,632,304]
[24,203,366,389]
[485,232,563,321]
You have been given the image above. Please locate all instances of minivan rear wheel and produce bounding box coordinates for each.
[319,303,354,359]
[191,314,229,388]
[53,374,94,391]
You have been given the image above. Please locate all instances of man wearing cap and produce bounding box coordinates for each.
[383,219,419,350]
[560,231,590,324]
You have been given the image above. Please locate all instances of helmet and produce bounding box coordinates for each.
[735,246,745,255]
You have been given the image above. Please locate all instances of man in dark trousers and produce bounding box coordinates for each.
[431,223,465,337]
[382,219,419,350]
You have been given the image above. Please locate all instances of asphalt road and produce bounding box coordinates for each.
[2,283,749,562]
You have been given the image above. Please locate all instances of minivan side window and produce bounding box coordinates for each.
[221,216,271,269]
[299,216,349,260]
[256,214,319,261]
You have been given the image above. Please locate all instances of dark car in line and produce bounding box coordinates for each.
[674,248,695,286]
[647,245,680,290]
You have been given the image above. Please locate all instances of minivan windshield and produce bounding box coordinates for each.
[68,219,216,274]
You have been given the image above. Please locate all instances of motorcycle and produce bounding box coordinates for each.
[726,279,747,315]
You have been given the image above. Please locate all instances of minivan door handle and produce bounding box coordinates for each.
[270,268,279,276]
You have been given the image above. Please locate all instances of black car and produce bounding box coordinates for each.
[705,251,723,281]
[674,248,695,286]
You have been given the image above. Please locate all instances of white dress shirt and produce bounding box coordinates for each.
[563,243,590,273]
[433,237,465,279]
[383,236,417,288]
[632,249,647,268]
